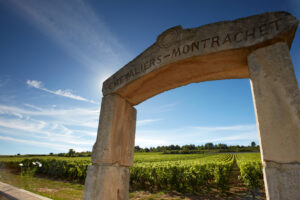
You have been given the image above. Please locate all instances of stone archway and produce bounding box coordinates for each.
[84,11,300,200]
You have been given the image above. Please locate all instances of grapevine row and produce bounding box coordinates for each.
[0,153,264,194]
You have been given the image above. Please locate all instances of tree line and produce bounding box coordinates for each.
[135,142,259,154]
[12,142,259,157]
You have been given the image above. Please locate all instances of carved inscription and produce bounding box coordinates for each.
[170,18,281,57]
[107,18,281,90]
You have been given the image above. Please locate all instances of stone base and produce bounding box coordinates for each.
[264,161,300,200]
[84,164,130,200]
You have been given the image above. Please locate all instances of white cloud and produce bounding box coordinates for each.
[0,102,259,151]
[0,103,99,151]
[137,119,161,126]
[26,79,97,104]
[0,113,95,149]
[24,103,43,111]
[0,118,47,133]
[135,138,170,148]
[0,104,99,129]
[0,135,90,152]
[26,80,42,88]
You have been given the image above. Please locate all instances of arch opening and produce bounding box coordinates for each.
[84,11,300,200]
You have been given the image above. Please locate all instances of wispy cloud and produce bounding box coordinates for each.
[9,0,132,91]
[137,119,161,126]
[26,80,97,104]
[0,135,90,152]
[10,0,130,70]
[0,104,99,129]
[0,103,98,152]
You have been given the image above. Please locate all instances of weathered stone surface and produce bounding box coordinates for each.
[85,12,300,200]
[263,161,300,200]
[103,11,298,105]
[92,94,136,167]
[248,42,300,164]
[84,164,130,200]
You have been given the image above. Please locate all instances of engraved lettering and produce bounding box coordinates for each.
[172,48,181,57]
[269,18,281,31]
[144,61,151,70]
[121,75,126,83]
[191,41,199,51]
[134,67,140,75]
[259,24,268,36]
[150,59,155,67]
[222,34,231,44]
[211,36,220,47]
[106,17,290,91]
[245,28,256,40]
[182,45,190,54]
[201,38,210,48]
[156,55,162,64]
[125,70,134,80]
[234,32,243,42]
[140,65,145,73]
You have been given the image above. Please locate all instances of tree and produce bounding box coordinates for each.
[182,144,196,150]
[67,149,76,157]
[134,146,141,152]
[205,143,214,149]
[251,141,256,147]
[216,143,228,149]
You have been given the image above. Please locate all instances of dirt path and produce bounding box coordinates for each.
[229,157,241,186]
[225,158,266,200]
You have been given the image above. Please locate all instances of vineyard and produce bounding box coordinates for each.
[0,153,263,195]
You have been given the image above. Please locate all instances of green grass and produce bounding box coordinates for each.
[0,168,84,200]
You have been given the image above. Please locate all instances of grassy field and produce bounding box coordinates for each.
[0,152,265,200]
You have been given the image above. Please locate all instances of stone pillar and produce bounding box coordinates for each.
[84,94,137,200]
[248,42,300,200]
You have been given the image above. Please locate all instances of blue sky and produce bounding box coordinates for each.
[0,0,299,155]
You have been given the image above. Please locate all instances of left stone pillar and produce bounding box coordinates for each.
[84,94,137,200]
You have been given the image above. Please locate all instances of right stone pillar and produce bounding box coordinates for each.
[248,42,300,200]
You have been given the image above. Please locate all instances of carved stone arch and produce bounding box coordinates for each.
[84,11,300,200]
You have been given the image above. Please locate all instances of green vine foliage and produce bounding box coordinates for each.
[0,153,264,195]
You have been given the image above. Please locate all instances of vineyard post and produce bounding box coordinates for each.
[248,42,300,200]
[83,94,136,200]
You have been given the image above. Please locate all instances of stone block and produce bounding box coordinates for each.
[102,12,298,105]
[263,161,300,200]
[248,42,300,164]
[84,164,130,200]
[92,94,136,167]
